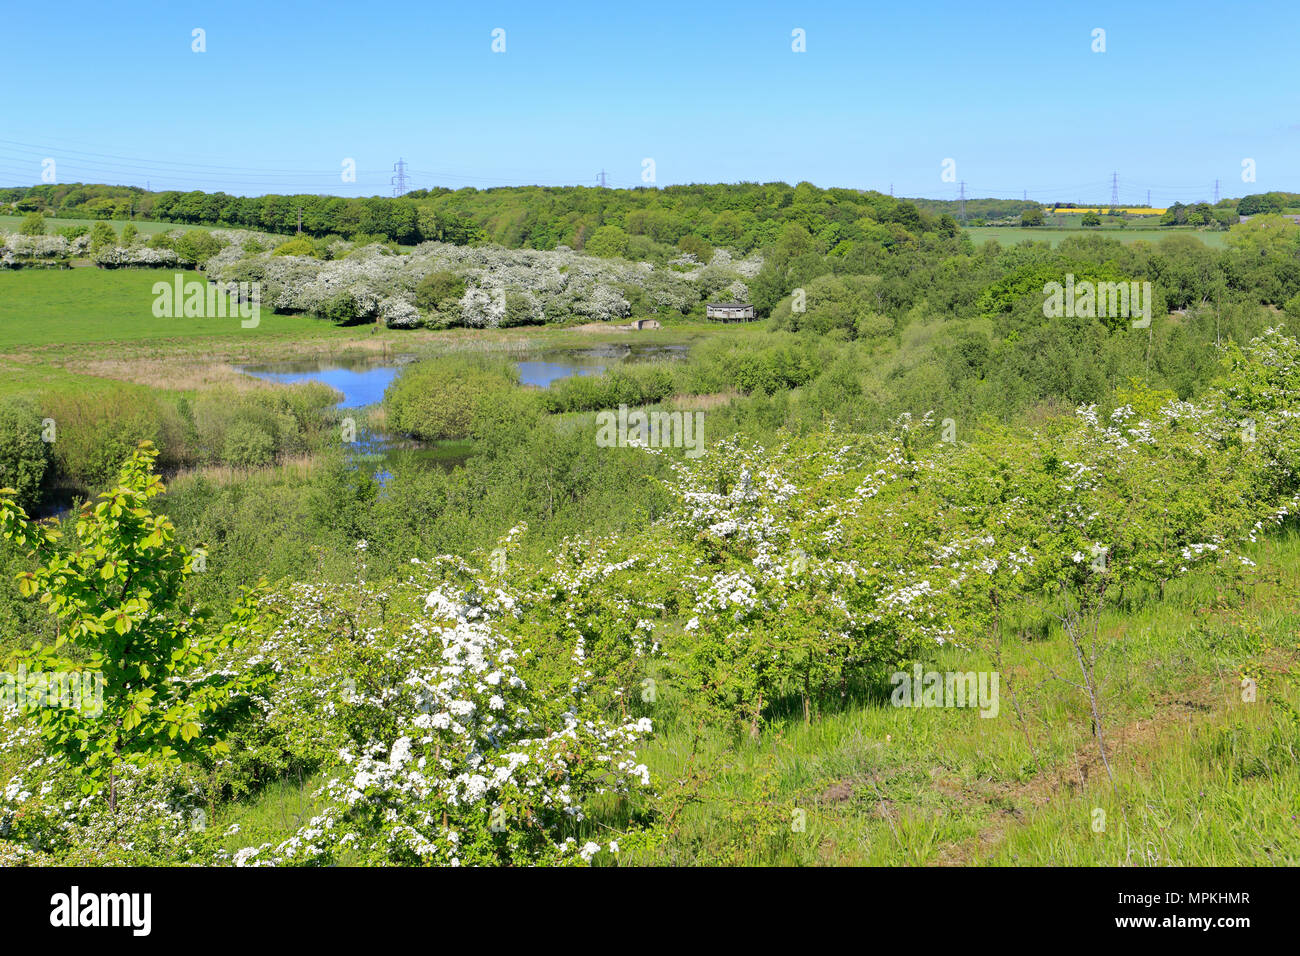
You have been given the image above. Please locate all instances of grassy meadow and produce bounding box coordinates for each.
[0,214,225,236]
[0,269,331,349]
[964,224,1230,248]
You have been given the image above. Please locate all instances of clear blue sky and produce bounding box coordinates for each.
[3,0,1296,205]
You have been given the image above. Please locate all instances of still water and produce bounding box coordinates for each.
[237,354,413,408]
[239,344,689,405]
[516,343,687,387]
[236,344,689,478]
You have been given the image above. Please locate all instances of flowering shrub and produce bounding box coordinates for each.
[1,233,76,268]
[647,433,944,731]
[379,296,421,329]
[93,245,181,269]
[204,231,757,327]
[218,538,655,867]
[0,760,208,866]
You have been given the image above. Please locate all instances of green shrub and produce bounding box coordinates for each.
[500,290,541,327]
[42,386,165,492]
[174,230,224,266]
[536,363,678,414]
[320,291,363,324]
[222,420,277,468]
[271,237,317,258]
[586,225,630,259]
[385,359,519,441]
[0,399,51,509]
[677,234,712,262]
[186,383,337,467]
[0,442,272,810]
[678,335,820,397]
[89,221,116,251]
[414,270,466,314]
[17,213,45,236]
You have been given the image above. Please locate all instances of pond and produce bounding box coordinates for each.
[239,344,690,405]
[237,354,415,408]
[236,344,692,478]
[515,344,688,388]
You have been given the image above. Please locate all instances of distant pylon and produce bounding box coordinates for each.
[597,169,607,188]
[391,158,410,197]
[1214,178,1220,203]
[1111,171,1119,207]
[959,180,966,223]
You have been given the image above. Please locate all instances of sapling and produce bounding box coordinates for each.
[0,441,269,811]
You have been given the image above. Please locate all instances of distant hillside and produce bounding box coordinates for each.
[907,197,1041,220]
[0,182,957,261]
[1237,192,1300,215]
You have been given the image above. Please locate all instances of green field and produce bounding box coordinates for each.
[964,225,1230,248]
[0,214,224,236]
[0,268,336,349]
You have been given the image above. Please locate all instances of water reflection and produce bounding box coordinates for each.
[516,344,687,388]
[238,354,415,408]
[234,344,691,479]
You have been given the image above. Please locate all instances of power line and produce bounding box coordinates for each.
[0,136,1277,205]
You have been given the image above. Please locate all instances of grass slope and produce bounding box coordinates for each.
[0,269,333,349]
[964,226,1229,249]
[0,215,224,236]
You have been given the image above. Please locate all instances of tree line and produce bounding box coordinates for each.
[1,181,958,261]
